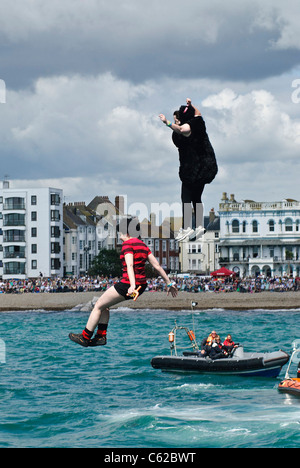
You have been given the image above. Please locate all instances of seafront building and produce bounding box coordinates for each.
[0,181,63,279]
[1,181,298,280]
[218,193,300,278]
[63,198,181,276]
[63,197,117,277]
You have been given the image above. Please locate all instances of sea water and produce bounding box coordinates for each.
[0,307,299,448]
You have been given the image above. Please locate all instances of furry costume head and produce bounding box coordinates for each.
[178,105,195,124]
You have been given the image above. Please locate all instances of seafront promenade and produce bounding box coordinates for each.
[0,290,299,311]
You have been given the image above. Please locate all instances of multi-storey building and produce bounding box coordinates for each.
[0,181,63,279]
[63,196,124,276]
[218,193,300,278]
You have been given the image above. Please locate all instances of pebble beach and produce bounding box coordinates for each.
[0,290,299,311]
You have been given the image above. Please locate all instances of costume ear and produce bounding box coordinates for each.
[178,105,195,123]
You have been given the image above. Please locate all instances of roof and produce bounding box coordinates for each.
[204,215,220,231]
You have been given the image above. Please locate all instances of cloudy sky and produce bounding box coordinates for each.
[1,0,300,219]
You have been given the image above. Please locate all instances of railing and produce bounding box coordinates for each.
[219,257,300,263]
[3,252,26,259]
[3,234,26,242]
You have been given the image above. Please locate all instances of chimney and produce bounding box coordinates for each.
[115,196,124,214]
[209,208,215,224]
[150,212,156,226]
[230,194,236,202]
[221,192,228,202]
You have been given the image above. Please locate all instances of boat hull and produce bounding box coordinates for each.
[151,350,289,378]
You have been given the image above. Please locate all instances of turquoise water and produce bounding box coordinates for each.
[0,307,299,448]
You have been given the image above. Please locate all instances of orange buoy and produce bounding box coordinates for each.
[188,330,196,342]
[168,332,175,343]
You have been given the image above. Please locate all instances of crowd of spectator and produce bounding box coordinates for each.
[0,275,299,294]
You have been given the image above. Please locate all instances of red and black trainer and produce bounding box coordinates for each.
[69,333,90,347]
[89,334,107,347]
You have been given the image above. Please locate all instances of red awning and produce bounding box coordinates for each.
[210,267,236,277]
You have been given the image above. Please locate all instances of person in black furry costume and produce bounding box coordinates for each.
[159,98,218,242]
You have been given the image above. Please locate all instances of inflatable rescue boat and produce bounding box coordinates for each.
[151,323,289,378]
[278,340,300,397]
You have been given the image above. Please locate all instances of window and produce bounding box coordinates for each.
[31,227,37,237]
[51,258,61,270]
[31,195,37,205]
[51,210,60,221]
[31,244,37,254]
[4,262,25,275]
[51,226,60,238]
[4,213,25,226]
[31,211,37,221]
[4,197,25,210]
[4,230,25,242]
[31,260,37,270]
[51,193,60,206]
[269,220,275,232]
[252,221,258,233]
[285,218,293,232]
[51,242,60,254]
[232,220,240,233]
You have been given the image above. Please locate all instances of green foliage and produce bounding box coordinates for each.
[89,249,122,277]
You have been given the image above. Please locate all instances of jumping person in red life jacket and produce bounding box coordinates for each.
[69,218,178,347]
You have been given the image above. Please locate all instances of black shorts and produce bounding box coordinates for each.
[114,282,147,300]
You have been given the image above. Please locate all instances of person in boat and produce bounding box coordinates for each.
[209,337,229,360]
[200,330,220,356]
[69,218,178,347]
[223,334,238,354]
[159,98,218,242]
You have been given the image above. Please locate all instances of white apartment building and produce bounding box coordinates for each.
[218,193,300,278]
[0,182,63,279]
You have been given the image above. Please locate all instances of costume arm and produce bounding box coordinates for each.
[159,114,191,137]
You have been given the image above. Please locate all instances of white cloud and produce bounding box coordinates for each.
[1,70,299,216]
[1,0,300,215]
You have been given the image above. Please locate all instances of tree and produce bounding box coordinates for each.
[89,249,122,277]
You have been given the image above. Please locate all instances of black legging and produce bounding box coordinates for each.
[181,183,205,229]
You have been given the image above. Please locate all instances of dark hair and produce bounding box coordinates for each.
[117,217,141,238]
[178,105,195,124]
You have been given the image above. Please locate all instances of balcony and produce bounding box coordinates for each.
[3,198,25,211]
[3,262,26,275]
[3,214,25,227]
[3,231,26,243]
[4,247,26,259]
[220,256,300,265]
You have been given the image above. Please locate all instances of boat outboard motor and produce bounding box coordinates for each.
[233,345,244,358]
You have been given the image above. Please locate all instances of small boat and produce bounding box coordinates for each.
[278,340,300,397]
[151,322,289,378]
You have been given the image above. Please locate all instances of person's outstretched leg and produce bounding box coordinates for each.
[89,307,110,347]
[69,286,124,347]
